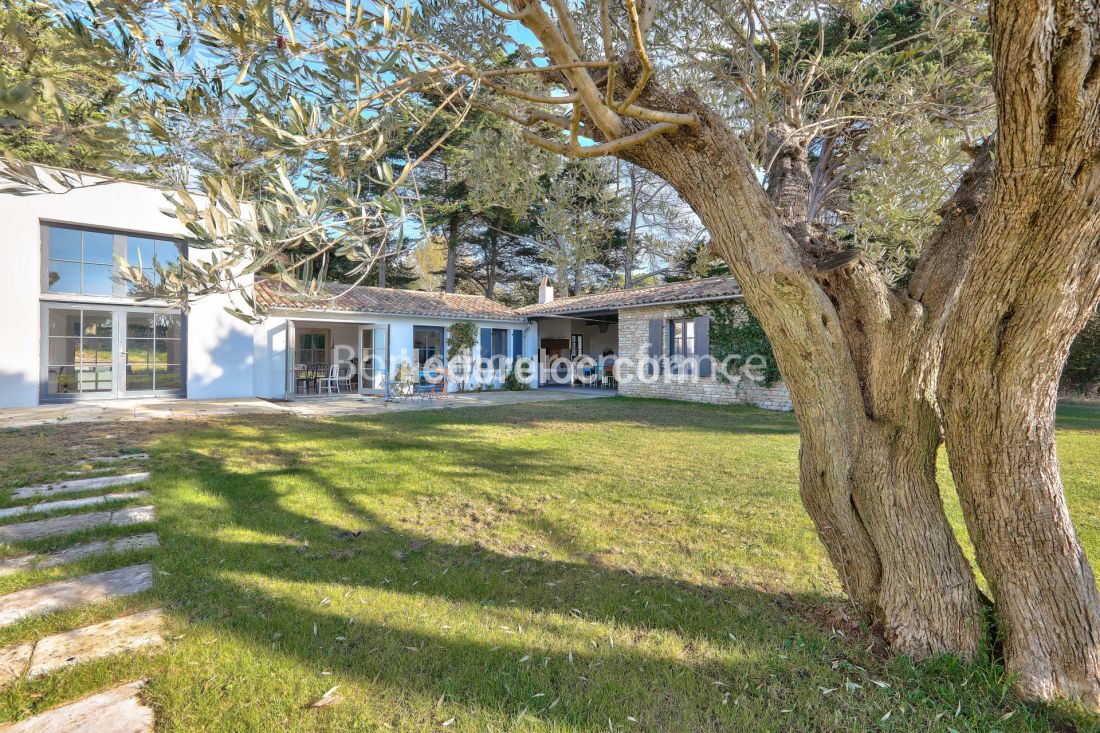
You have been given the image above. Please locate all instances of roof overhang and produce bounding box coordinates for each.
[268,306,528,324]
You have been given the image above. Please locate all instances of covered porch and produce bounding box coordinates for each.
[285,318,389,398]
[534,310,619,389]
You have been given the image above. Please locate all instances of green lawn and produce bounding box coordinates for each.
[0,398,1098,731]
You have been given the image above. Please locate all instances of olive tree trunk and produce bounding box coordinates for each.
[512,0,1100,695]
[939,165,1100,704]
[935,0,1100,704]
[614,85,985,657]
[942,249,1100,704]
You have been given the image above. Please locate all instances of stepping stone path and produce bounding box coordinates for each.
[63,455,149,476]
[0,491,150,520]
[0,445,161,731]
[0,565,153,627]
[0,506,155,543]
[11,473,150,501]
[0,609,164,685]
[0,533,159,576]
[0,679,153,732]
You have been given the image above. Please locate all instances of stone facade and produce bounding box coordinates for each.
[615,304,793,412]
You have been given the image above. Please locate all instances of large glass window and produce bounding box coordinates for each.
[45,308,114,395]
[125,236,182,295]
[296,329,330,367]
[44,224,183,298]
[414,326,445,367]
[414,326,445,384]
[360,327,387,390]
[125,311,183,392]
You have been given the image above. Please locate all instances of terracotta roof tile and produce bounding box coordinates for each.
[516,276,742,316]
[256,276,743,321]
[255,280,524,321]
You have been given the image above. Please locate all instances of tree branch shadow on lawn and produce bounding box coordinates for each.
[132,404,1098,731]
[149,437,872,730]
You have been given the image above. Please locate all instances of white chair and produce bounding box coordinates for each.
[317,364,344,395]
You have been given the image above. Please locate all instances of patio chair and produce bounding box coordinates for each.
[385,370,415,402]
[317,364,345,395]
[416,368,447,400]
[293,364,311,395]
[336,365,353,393]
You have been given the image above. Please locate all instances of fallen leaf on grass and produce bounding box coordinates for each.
[309,686,343,708]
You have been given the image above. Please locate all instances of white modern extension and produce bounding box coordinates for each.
[0,170,256,408]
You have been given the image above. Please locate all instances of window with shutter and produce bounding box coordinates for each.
[695,315,712,377]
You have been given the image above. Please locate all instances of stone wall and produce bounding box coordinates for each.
[615,303,793,412]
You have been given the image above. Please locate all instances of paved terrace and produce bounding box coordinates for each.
[0,388,613,430]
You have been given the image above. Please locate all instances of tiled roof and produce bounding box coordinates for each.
[255,280,524,321]
[516,276,742,316]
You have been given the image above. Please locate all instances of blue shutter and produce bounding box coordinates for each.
[648,319,664,375]
[695,316,712,377]
[480,328,491,360]
[511,329,523,359]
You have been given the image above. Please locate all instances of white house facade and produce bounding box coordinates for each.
[0,171,790,411]
[0,172,539,408]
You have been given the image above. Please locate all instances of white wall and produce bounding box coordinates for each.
[185,248,255,400]
[253,316,290,399]
[253,311,534,398]
[0,172,252,408]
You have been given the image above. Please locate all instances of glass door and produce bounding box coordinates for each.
[122,310,184,396]
[358,325,387,392]
[43,305,116,399]
[42,304,185,401]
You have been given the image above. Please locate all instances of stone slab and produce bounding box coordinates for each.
[0,533,160,577]
[0,506,155,543]
[0,680,152,732]
[63,469,141,477]
[0,643,32,686]
[89,454,149,464]
[0,492,150,520]
[27,609,164,678]
[11,474,150,501]
[0,565,153,628]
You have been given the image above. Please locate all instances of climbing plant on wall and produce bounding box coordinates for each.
[447,321,478,392]
[686,301,781,387]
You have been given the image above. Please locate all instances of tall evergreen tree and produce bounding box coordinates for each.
[0,0,133,172]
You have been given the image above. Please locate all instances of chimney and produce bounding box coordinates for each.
[538,276,554,304]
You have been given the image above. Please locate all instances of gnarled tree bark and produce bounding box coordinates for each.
[936,0,1100,704]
